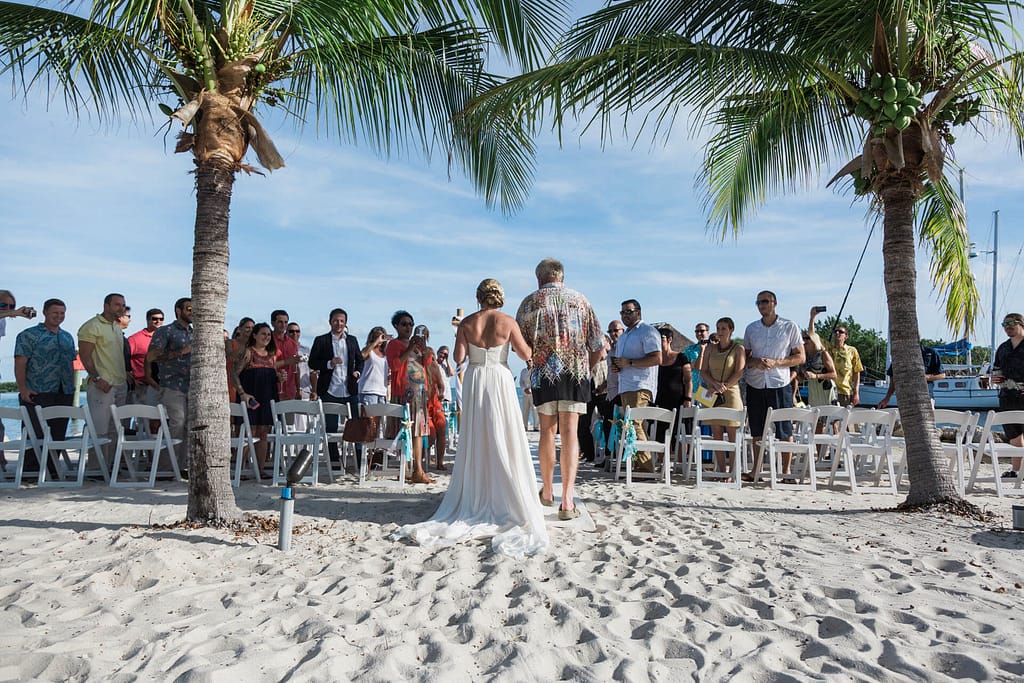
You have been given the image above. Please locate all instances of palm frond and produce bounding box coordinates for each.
[0,1,162,120]
[916,174,980,334]
[699,85,864,236]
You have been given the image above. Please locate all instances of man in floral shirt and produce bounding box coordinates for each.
[147,298,193,458]
[517,258,604,521]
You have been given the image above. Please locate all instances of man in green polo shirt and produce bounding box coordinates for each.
[79,293,130,462]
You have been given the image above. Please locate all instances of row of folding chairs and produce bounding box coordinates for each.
[607,404,1021,496]
[237,399,417,489]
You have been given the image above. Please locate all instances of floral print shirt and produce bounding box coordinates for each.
[516,282,603,388]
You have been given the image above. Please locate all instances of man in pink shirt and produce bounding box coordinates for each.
[272,309,300,400]
[128,308,163,405]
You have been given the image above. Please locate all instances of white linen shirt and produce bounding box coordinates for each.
[743,316,803,389]
[614,320,661,397]
[327,332,350,397]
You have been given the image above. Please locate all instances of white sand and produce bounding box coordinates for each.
[2,445,1023,681]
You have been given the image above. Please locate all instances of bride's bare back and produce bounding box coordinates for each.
[455,308,531,363]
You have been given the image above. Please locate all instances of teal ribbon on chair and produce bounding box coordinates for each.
[607,405,622,453]
[621,414,638,463]
[593,420,603,449]
[392,406,413,462]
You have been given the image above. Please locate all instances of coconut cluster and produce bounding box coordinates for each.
[855,72,923,136]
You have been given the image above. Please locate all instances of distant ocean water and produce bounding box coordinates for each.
[1,392,22,440]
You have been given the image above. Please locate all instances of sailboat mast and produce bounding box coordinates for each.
[991,210,999,365]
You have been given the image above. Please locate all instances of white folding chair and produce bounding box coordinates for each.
[613,406,677,486]
[269,399,326,486]
[110,404,183,487]
[690,406,747,489]
[33,404,111,486]
[358,403,410,487]
[762,407,819,491]
[0,406,41,487]
[321,401,353,478]
[832,409,898,494]
[674,406,697,480]
[230,402,262,487]
[968,410,1024,497]
[904,409,977,496]
[809,406,851,485]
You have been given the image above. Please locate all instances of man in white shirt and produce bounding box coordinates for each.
[309,308,363,466]
[742,290,805,481]
[609,299,662,471]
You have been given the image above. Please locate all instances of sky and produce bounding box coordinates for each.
[2,26,1023,382]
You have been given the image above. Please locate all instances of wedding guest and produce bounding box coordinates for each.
[609,299,662,472]
[742,291,804,482]
[309,308,363,467]
[597,324,625,469]
[422,346,449,471]
[685,322,711,392]
[696,317,746,475]
[992,313,1024,479]
[79,293,130,463]
[14,298,76,477]
[271,309,301,400]
[226,317,255,403]
[359,326,390,407]
[232,323,280,474]
[800,330,838,407]
[128,308,163,406]
[653,326,692,440]
[809,308,863,406]
[1,289,37,446]
[146,298,193,451]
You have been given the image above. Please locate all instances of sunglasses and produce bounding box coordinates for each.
[287,330,301,335]
[150,316,164,321]
[756,299,773,305]
[0,303,12,310]
[620,309,639,315]
[1002,321,1021,328]
[398,321,413,327]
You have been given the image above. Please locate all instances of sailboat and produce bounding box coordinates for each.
[858,339,1000,410]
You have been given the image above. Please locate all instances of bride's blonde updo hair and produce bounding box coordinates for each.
[476,278,505,308]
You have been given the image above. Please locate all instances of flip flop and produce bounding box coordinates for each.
[539,489,555,507]
[557,505,580,521]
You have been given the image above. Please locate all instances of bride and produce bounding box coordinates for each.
[392,279,548,557]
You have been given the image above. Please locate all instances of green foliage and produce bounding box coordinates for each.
[0,382,17,393]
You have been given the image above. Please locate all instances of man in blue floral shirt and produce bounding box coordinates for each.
[14,298,77,476]
[147,298,193,453]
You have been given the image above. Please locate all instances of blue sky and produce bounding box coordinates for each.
[2,64,1022,381]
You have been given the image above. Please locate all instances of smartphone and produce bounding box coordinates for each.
[247,397,260,410]
[814,305,827,313]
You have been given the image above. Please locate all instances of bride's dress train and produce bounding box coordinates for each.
[392,343,548,557]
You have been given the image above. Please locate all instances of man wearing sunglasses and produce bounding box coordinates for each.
[79,293,131,462]
[743,291,805,482]
[128,308,164,407]
[147,298,193,453]
[609,299,663,472]
[992,313,1024,479]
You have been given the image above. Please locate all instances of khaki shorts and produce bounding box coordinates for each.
[536,400,587,416]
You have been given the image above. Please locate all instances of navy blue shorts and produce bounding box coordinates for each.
[746,386,793,438]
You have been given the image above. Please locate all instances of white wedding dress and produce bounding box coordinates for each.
[392,343,548,557]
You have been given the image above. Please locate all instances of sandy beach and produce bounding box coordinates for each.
[2,437,1023,682]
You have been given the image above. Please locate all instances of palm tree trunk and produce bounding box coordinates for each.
[881,179,960,506]
[187,158,240,522]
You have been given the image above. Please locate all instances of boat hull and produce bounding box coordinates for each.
[859,378,1000,411]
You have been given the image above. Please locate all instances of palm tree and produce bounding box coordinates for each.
[1,0,566,521]
[464,0,1024,507]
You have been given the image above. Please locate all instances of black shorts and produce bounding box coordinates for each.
[999,391,1024,440]
[746,386,794,439]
